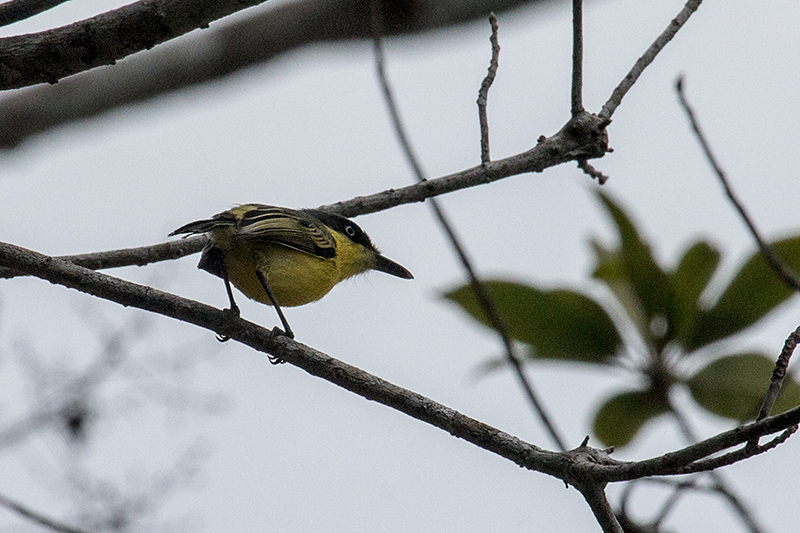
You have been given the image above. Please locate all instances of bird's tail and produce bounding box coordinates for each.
[169,215,235,237]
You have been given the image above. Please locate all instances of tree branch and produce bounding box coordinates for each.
[577,483,623,533]
[0,105,608,283]
[0,0,70,27]
[0,236,207,279]
[1,240,799,522]
[0,240,575,474]
[599,406,800,482]
[0,0,274,90]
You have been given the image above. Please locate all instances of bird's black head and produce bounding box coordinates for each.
[306,210,377,251]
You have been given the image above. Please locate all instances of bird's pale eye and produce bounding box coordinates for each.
[345,225,356,237]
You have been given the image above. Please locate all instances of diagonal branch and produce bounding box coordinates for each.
[676,76,800,293]
[371,1,567,450]
[0,491,90,533]
[1,240,799,509]
[757,325,800,422]
[0,240,572,473]
[599,0,702,120]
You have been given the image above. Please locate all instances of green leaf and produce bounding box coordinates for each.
[593,389,670,447]
[670,240,721,346]
[591,239,649,341]
[688,352,800,421]
[688,237,800,350]
[443,280,621,364]
[595,191,675,349]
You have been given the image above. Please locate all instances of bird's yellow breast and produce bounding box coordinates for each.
[209,225,375,308]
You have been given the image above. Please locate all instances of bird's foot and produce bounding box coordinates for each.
[216,306,241,342]
[266,326,294,364]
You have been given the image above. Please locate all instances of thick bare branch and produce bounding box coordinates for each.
[0,240,576,475]
[0,0,70,27]
[0,0,274,90]
[0,240,798,511]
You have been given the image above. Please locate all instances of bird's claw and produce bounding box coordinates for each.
[216,307,241,342]
[267,326,294,364]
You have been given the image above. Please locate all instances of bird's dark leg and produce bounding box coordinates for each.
[217,271,241,342]
[255,271,294,359]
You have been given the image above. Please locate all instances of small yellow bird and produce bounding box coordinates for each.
[170,204,413,340]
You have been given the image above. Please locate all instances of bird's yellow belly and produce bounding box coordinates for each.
[224,243,339,307]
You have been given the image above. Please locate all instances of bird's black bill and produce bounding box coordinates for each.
[374,254,413,279]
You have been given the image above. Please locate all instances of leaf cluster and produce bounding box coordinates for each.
[444,191,800,446]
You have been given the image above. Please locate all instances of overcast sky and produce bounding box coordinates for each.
[1,0,799,531]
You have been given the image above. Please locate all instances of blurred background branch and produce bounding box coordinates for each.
[0,0,554,149]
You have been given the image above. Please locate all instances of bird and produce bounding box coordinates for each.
[170,204,413,343]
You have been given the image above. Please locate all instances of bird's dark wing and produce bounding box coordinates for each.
[235,205,337,259]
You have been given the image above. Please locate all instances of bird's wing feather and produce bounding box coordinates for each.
[235,206,337,259]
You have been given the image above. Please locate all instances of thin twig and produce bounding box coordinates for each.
[370,0,566,451]
[679,426,797,475]
[576,483,624,533]
[676,76,800,292]
[756,324,800,421]
[599,0,702,120]
[571,0,584,116]
[670,403,764,533]
[0,491,91,533]
[577,158,609,184]
[652,483,687,528]
[477,13,500,165]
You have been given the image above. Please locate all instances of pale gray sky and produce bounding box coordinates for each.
[1,0,798,531]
